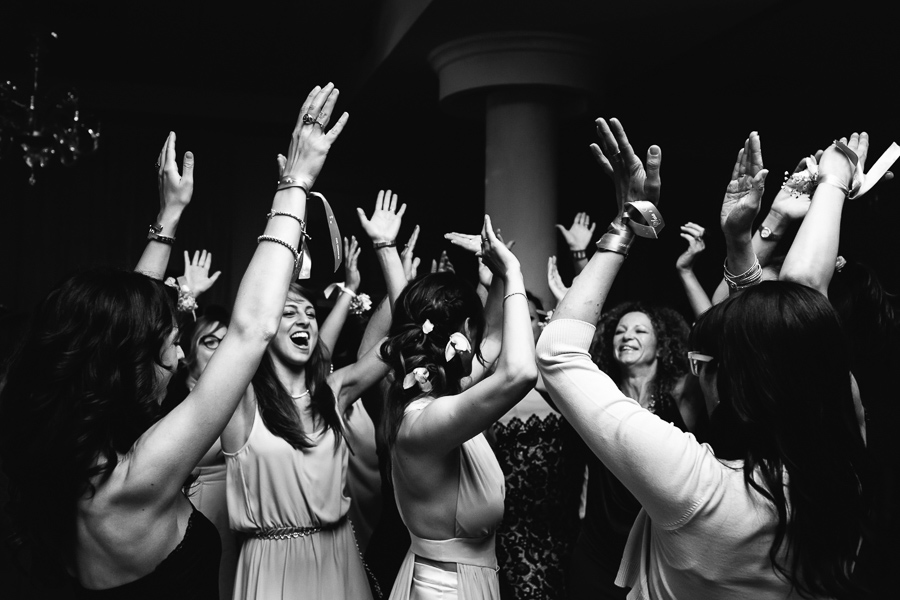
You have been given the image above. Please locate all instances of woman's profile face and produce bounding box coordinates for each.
[156,326,185,400]
[191,323,227,379]
[612,311,659,369]
[527,300,542,345]
[267,292,319,368]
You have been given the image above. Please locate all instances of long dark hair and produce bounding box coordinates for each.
[379,272,485,449]
[592,301,690,401]
[0,268,177,561]
[690,281,867,598]
[252,284,342,451]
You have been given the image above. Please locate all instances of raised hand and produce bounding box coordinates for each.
[430,250,455,274]
[357,189,407,244]
[818,132,869,188]
[181,250,221,297]
[400,225,422,281]
[547,256,569,303]
[555,212,596,250]
[675,223,706,272]
[343,236,362,292]
[721,131,768,239]
[157,132,194,215]
[477,215,520,279]
[278,83,349,190]
[591,118,661,215]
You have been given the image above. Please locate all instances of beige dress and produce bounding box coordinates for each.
[225,406,372,600]
[389,399,506,600]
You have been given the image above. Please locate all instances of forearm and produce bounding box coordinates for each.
[358,296,390,360]
[551,248,625,326]
[374,246,406,306]
[483,273,503,338]
[677,268,711,319]
[495,270,537,385]
[572,256,588,276]
[724,232,756,282]
[319,291,353,359]
[779,185,845,295]
[231,188,307,337]
[135,207,184,279]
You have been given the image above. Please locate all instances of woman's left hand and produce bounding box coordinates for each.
[478,215,520,279]
[357,189,407,244]
[157,132,194,216]
[180,249,221,296]
[343,236,362,292]
[818,132,869,187]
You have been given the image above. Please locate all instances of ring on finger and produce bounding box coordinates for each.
[301,113,317,125]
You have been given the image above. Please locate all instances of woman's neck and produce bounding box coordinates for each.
[619,362,658,407]
[271,359,308,398]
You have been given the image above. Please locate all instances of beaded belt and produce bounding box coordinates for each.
[253,516,344,541]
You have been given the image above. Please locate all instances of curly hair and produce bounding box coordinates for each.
[380,272,485,449]
[591,301,690,399]
[690,281,867,598]
[252,284,342,451]
[0,268,177,560]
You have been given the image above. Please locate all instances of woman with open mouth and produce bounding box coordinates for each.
[221,189,409,599]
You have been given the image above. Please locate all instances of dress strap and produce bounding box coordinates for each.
[409,532,497,570]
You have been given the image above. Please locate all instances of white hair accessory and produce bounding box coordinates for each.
[422,319,434,335]
[402,367,433,393]
[444,332,472,362]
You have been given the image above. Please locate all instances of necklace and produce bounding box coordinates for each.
[291,390,310,400]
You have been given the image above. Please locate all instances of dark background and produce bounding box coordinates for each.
[2,0,897,319]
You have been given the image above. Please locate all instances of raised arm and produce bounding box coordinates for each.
[537,118,713,527]
[135,133,193,279]
[675,222,712,318]
[357,189,408,306]
[780,133,868,295]
[402,216,537,455]
[318,235,362,358]
[123,84,348,503]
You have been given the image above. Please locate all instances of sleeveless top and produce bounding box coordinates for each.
[389,398,505,600]
[73,507,220,600]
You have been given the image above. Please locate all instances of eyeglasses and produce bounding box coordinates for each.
[199,335,223,351]
[687,351,715,376]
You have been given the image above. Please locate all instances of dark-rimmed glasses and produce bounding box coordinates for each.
[687,351,714,376]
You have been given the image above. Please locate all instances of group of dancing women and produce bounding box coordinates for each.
[0,81,895,600]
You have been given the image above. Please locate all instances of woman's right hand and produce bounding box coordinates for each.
[590,117,662,220]
[720,131,767,239]
[675,223,706,272]
[279,83,349,191]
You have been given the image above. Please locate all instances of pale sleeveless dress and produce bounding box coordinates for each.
[224,406,372,600]
[389,398,506,600]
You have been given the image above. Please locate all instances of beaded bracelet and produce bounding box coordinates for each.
[257,235,300,271]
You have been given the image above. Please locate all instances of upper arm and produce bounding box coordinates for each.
[118,329,268,504]
[536,320,715,525]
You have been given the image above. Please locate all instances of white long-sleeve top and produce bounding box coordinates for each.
[536,319,808,600]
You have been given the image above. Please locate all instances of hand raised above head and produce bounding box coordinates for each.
[157,131,194,214]
[590,117,661,217]
[721,132,768,239]
[555,212,596,251]
[547,256,569,303]
[400,225,422,281]
[343,236,362,292]
[281,83,349,191]
[357,189,407,244]
[181,249,221,296]
[675,223,706,271]
[477,215,520,279]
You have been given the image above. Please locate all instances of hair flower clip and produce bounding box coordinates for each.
[402,367,433,393]
[422,319,434,335]
[445,332,472,362]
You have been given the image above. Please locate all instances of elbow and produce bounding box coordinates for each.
[503,362,538,394]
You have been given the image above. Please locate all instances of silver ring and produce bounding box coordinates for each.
[610,150,623,161]
[302,113,316,125]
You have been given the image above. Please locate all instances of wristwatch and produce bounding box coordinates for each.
[758,225,780,241]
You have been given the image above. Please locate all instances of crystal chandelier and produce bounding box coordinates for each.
[0,33,100,185]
